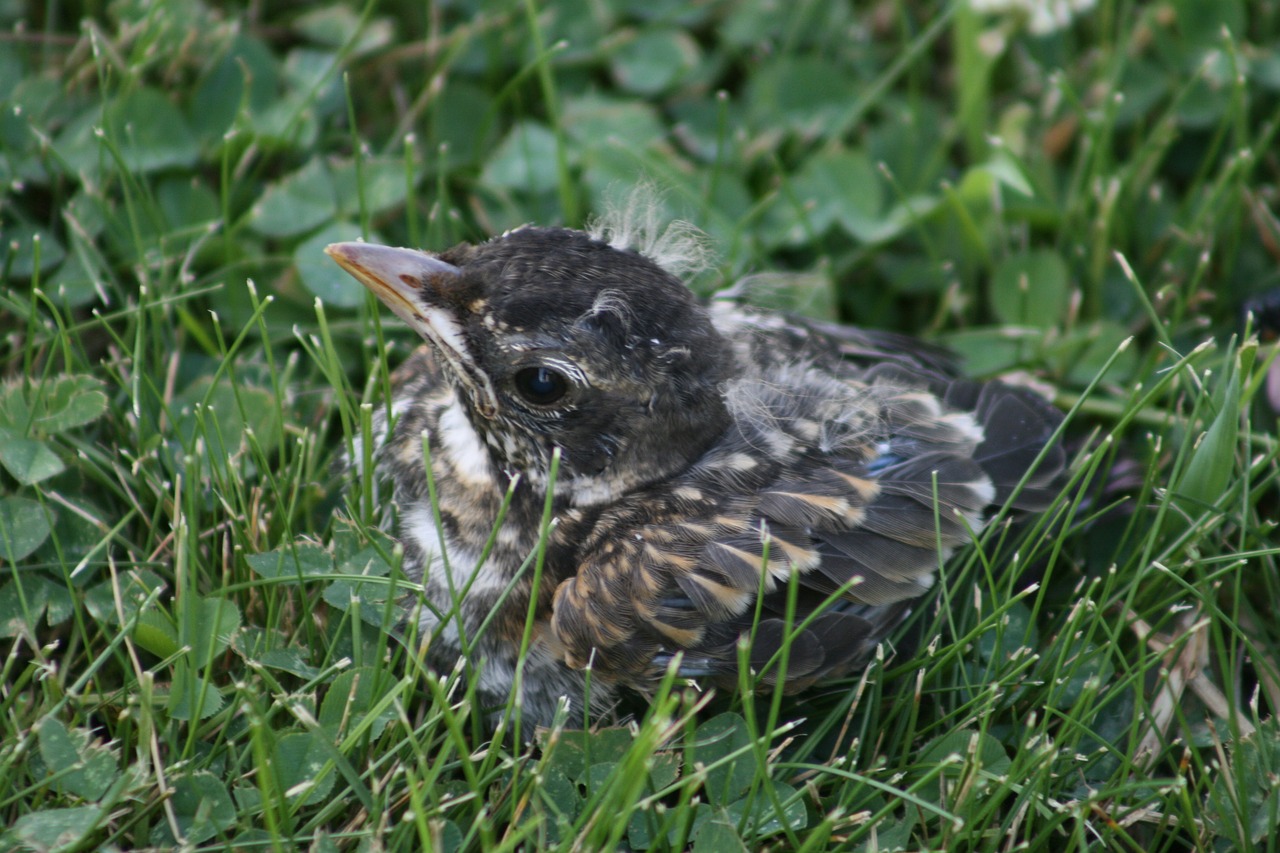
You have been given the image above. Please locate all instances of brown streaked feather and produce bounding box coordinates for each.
[674,571,755,619]
[648,619,705,648]
[703,538,771,588]
[827,469,882,503]
[757,488,858,529]
[761,526,823,572]
[757,466,879,529]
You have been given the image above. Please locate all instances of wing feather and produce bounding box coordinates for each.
[549,327,1065,689]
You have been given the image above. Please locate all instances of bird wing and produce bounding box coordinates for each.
[549,366,1065,691]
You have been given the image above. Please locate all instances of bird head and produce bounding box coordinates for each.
[326,227,735,504]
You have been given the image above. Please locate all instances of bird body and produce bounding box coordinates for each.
[326,219,1064,729]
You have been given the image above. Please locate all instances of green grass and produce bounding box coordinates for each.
[3,0,1280,849]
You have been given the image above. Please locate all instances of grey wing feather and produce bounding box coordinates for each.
[551,325,1065,691]
[668,376,1064,687]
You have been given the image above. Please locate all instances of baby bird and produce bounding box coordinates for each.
[325,214,1064,730]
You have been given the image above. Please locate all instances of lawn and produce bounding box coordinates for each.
[2,0,1279,850]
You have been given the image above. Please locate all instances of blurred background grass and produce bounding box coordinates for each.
[2,0,1279,849]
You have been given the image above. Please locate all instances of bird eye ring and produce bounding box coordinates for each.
[513,366,570,405]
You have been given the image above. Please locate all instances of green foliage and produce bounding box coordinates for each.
[0,375,107,486]
[2,0,1279,850]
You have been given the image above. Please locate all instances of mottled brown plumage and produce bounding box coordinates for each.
[325,219,1065,729]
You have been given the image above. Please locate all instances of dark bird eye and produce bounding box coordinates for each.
[513,366,569,405]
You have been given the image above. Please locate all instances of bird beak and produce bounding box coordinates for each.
[325,241,499,417]
[324,242,462,325]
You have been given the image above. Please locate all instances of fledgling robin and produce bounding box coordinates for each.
[325,208,1065,730]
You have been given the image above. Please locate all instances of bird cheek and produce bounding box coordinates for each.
[558,435,616,479]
